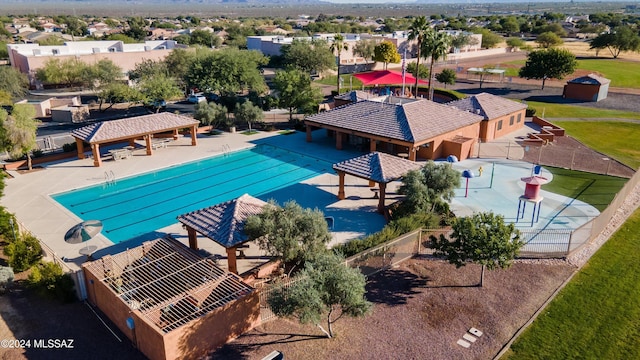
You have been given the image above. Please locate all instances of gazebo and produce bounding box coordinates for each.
[333,152,423,213]
[177,194,268,274]
[71,113,200,167]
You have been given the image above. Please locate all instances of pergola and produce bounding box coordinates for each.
[71,113,200,167]
[333,152,423,213]
[177,194,268,275]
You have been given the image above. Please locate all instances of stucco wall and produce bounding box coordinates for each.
[419,122,480,161]
[481,109,526,141]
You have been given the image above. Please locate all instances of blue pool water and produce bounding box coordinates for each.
[52,145,332,243]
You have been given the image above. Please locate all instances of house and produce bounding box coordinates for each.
[563,74,610,102]
[448,92,527,142]
[304,96,485,161]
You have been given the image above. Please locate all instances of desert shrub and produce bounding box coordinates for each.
[28,261,76,302]
[62,142,77,152]
[3,232,42,272]
[32,149,44,158]
[0,210,16,240]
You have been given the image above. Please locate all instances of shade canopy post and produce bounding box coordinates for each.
[377,182,387,213]
[190,125,197,145]
[226,247,238,274]
[145,134,153,155]
[335,131,343,150]
[91,143,101,167]
[187,227,198,250]
[76,138,85,159]
[337,171,346,200]
[306,125,313,142]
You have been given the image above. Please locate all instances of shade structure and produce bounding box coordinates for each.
[353,70,429,86]
[64,220,103,244]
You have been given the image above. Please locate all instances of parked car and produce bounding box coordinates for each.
[187,94,206,104]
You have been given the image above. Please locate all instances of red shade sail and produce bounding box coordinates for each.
[353,70,429,86]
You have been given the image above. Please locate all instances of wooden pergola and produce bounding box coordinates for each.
[177,194,268,275]
[71,113,200,167]
[333,152,423,213]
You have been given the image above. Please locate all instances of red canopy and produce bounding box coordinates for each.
[353,70,429,86]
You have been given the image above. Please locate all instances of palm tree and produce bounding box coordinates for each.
[330,34,349,95]
[422,31,452,100]
[407,16,430,98]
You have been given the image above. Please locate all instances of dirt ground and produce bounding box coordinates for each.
[212,257,575,360]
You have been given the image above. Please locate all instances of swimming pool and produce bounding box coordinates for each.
[52,145,332,243]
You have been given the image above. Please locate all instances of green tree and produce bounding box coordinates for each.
[281,39,336,75]
[104,33,137,44]
[188,29,221,48]
[589,26,640,59]
[435,68,456,88]
[421,31,451,100]
[506,37,526,50]
[3,232,42,272]
[273,68,323,121]
[535,31,563,48]
[330,34,350,94]
[373,40,401,70]
[186,48,267,96]
[138,74,182,113]
[1,104,39,170]
[353,39,376,63]
[98,83,143,112]
[244,200,332,267]
[472,28,503,49]
[128,59,167,82]
[396,161,461,216]
[233,101,264,132]
[408,16,431,98]
[36,36,65,46]
[194,101,227,128]
[519,48,577,89]
[268,252,371,338]
[90,59,123,90]
[431,212,523,287]
[0,67,29,101]
[500,16,520,36]
[35,58,92,88]
[406,62,430,80]
[164,48,196,93]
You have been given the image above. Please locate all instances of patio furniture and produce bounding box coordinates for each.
[109,148,132,161]
[151,138,171,150]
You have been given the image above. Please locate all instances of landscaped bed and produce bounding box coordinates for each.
[213,257,574,359]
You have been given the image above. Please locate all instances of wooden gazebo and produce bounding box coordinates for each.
[177,194,268,274]
[333,152,422,213]
[71,113,199,167]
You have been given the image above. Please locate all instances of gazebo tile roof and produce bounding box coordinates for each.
[333,152,422,183]
[306,98,483,143]
[448,92,527,120]
[177,194,268,248]
[71,113,199,143]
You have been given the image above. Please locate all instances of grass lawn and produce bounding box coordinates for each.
[523,100,640,120]
[501,58,640,88]
[504,208,640,359]
[315,74,364,88]
[541,167,628,212]
[552,121,640,170]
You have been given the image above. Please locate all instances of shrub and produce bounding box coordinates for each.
[0,210,16,241]
[32,149,44,158]
[334,212,440,258]
[28,261,76,303]
[526,106,537,117]
[3,232,43,272]
[62,142,77,153]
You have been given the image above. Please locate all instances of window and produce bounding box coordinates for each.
[509,115,514,125]
[517,113,522,123]
[497,120,503,131]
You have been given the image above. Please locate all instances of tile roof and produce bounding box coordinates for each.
[305,98,483,143]
[177,194,268,248]
[333,152,423,183]
[568,73,610,85]
[334,90,384,103]
[448,92,527,120]
[71,113,199,143]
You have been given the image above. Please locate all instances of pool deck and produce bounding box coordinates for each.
[1,130,393,273]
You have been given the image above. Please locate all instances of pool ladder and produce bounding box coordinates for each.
[222,144,231,156]
[104,170,116,185]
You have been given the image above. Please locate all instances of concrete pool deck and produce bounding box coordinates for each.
[1,129,394,273]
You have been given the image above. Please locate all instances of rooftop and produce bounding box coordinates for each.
[448,92,527,120]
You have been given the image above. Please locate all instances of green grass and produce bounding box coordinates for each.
[500,58,640,88]
[575,59,640,88]
[541,167,628,211]
[504,208,640,359]
[523,100,640,120]
[553,121,640,170]
[315,74,363,89]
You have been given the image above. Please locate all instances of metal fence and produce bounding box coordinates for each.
[36,134,74,152]
[255,276,303,323]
